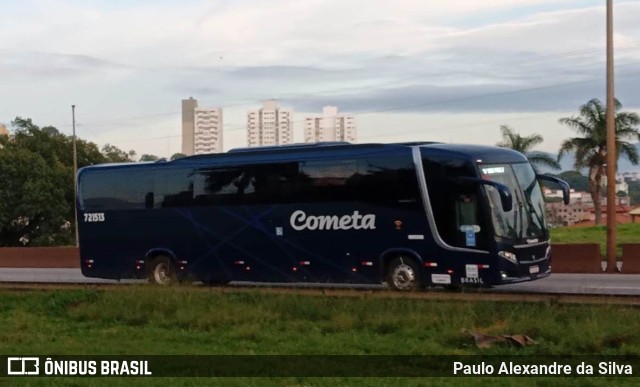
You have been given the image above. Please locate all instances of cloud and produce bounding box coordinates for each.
[0,0,595,67]
[168,85,221,97]
[2,0,640,157]
[282,69,640,114]
[227,65,354,80]
[154,1,640,111]
[0,51,129,80]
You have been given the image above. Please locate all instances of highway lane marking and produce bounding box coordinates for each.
[586,286,640,290]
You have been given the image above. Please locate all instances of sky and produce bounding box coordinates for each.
[1,0,640,162]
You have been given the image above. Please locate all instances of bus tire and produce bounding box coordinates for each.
[147,256,178,286]
[385,257,422,291]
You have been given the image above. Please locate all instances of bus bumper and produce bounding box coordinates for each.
[498,267,551,284]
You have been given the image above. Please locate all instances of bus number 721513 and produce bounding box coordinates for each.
[84,213,105,222]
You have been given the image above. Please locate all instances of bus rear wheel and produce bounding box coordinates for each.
[386,257,421,291]
[147,256,178,286]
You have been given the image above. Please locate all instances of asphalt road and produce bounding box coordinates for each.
[0,268,639,295]
[493,273,640,295]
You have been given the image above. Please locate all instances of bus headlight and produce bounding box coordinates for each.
[498,251,517,263]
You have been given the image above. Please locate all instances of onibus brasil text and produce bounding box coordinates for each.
[7,358,151,376]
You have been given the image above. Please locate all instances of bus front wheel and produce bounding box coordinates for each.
[147,256,178,286]
[386,257,421,291]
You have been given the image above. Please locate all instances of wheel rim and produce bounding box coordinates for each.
[391,264,416,290]
[153,262,172,285]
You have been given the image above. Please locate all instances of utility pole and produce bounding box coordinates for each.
[72,105,79,247]
[605,0,617,271]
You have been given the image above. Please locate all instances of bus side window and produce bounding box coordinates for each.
[456,193,479,247]
[252,163,299,203]
[421,153,487,250]
[298,160,358,202]
[156,168,194,208]
[456,194,477,226]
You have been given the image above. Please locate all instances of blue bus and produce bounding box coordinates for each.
[76,142,569,290]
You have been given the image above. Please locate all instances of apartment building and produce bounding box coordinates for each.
[247,100,293,147]
[193,107,223,154]
[304,106,356,143]
[181,97,223,155]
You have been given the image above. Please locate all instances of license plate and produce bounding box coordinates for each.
[529,265,539,274]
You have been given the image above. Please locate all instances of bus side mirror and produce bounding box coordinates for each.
[456,177,513,212]
[537,174,570,205]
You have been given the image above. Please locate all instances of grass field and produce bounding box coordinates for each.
[0,286,639,386]
[550,223,640,256]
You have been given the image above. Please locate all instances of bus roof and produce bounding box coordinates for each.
[419,143,529,164]
[228,141,351,153]
[168,142,408,166]
[78,142,528,174]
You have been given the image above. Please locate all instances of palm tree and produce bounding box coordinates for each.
[497,125,561,171]
[558,98,640,225]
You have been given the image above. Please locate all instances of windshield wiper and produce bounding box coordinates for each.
[523,180,545,236]
[514,189,525,239]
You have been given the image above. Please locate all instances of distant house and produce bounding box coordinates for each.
[546,202,590,226]
[619,172,640,182]
[544,188,633,227]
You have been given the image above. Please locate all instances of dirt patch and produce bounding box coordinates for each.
[0,247,80,268]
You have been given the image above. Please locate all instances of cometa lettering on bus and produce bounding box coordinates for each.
[289,210,376,231]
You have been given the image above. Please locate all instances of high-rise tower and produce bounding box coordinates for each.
[247,100,293,147]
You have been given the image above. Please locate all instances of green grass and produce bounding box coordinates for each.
[1,287,640,386]
[551,223,640,256]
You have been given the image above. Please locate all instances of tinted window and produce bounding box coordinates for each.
[81,169,153,210]
[512,163,547,237]
[252,163,300,203]
[297,156,420,207]
[355,156,420,208]
[482,163,547,241]
[191,162,299,205]
[192,166,247,205]
[422,153,487,249]
[156,168,194,208]
[299,159,359,202]
[81,153,421,210]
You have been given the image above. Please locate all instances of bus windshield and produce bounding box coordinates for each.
[480,163,547,242]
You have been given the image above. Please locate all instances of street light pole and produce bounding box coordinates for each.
[72,105,79,247]
[605,0,617,271]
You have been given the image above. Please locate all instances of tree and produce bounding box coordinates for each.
[170,153,187,160]
[101,144,136,162]
[558,171,589,192]
[497,125,560,171]
[558,98,640,225]
[0,146,70,246]
[42,126,60,136]
[10,117,106,168]
[76,139,107,167]
[0,117,133,246]
[139,154,159,162]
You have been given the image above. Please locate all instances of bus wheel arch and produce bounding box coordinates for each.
[145,251,179,286]
[382,251,423,291]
